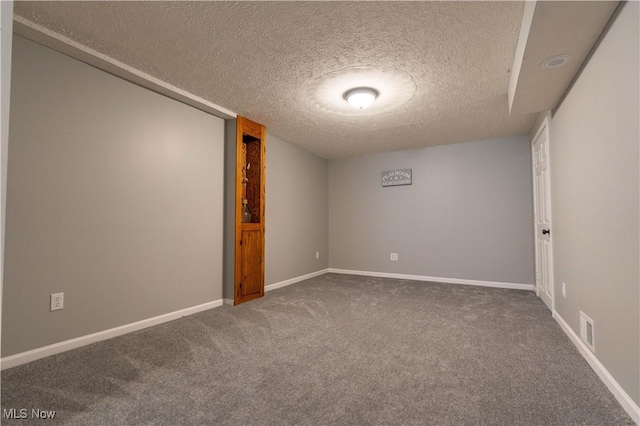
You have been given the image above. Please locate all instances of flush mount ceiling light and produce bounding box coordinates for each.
[308,66,416,116]
[343,87,379,109]
[540,54,573,70]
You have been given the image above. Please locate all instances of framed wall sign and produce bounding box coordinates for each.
[381,169,412,187]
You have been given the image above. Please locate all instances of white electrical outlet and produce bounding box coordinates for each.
[562,282,566,297]
[316,251,319,259]
[580,311,595,353]
[50,292,64,311]
[390,253,398,261]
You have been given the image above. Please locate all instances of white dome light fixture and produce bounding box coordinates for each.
[308,66,416,116]
[343,87,379,109]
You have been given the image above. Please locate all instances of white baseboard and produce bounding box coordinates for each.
[265,268,329,292]
[327,268,535,291]
[553,311,640,424]
[223,298,234,306]
[0,299,223,371]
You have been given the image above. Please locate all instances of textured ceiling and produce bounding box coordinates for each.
[14,1,536,159]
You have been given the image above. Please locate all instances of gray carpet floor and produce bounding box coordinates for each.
[1,273,634,425]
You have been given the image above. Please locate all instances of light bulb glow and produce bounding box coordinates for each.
[344,87,379,109]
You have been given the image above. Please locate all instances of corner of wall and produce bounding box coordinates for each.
[529,111,551,141]
[223,119,237,301]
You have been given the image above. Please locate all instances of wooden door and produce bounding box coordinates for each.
[239,228,263,301]
[532,118,554,311]
[233,116,266,305]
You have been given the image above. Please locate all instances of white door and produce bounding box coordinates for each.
[532,119,554,311]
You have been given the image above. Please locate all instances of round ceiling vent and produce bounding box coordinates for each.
[540,54,573,70]
[308,66,416,116]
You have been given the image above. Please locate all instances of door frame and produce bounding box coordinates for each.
[531,116,555,313]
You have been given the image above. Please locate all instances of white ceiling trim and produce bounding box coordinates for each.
[508,1,535,116]
[13,15,237,120]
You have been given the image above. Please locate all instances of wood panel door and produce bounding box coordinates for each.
[239,228,264,301]
[233,116,266,305]
[532,118,554,312]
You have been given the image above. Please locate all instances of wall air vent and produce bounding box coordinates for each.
[579,311,595,353]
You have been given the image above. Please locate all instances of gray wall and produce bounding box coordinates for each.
[265,134,328,285]
[0,0,14,358]
[549,2,639,404]
[2,36,224,357]
[329,136,534,285]
[222,119,237,301]
[1,1,13,272]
